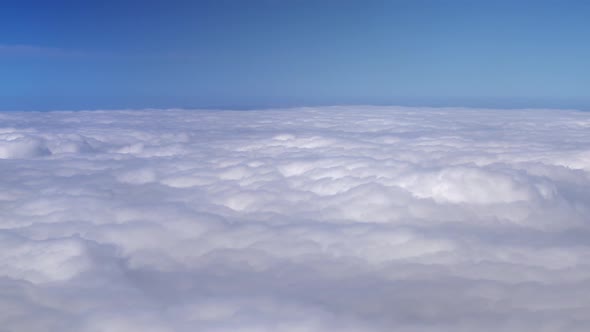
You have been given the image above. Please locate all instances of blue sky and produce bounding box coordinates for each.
[1,0,589,111]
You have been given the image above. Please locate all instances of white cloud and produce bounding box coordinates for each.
[1,106,590,331]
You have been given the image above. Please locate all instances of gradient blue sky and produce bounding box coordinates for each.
[1,0,589,111]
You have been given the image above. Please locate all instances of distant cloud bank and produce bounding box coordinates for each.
[1,106,590,331]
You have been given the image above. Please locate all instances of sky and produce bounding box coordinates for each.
[1,0,589,111]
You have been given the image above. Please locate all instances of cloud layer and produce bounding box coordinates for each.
[1,106,590,331]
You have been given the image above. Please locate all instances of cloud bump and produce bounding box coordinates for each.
[1,106,590,331]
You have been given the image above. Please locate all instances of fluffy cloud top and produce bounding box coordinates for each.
[1,106,590,332]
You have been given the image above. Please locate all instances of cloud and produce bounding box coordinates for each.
[0,44,205,60]
[1,106,590,331]
[0,44,84,57]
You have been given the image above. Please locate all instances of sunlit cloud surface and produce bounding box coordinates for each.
[1,106,590,331]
